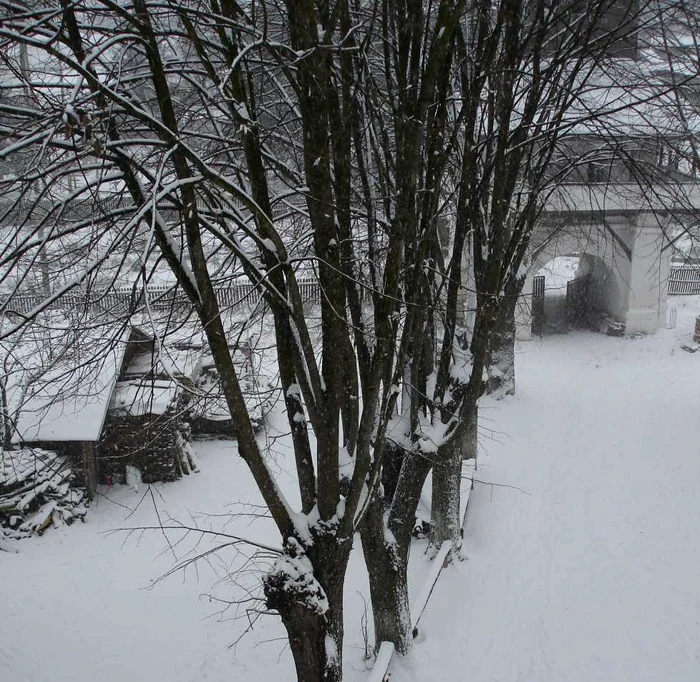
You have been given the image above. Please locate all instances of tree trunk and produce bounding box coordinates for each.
[487,278,524,398]
[265,536,350,682]
[487,299,516,397]
[430,437,463,551]
[360,496,412,655]
[360,449,432,653]
[430,402,478,548]
[461,404,478,461]
[431,299,492,552]
[0,380,13,452]
[381,439,405,503]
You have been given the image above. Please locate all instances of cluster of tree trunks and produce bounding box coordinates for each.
[0,0,681,679]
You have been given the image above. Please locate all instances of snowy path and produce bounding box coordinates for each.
[395,328,700,682]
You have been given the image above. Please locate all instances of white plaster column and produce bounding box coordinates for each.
[625,213,671,334]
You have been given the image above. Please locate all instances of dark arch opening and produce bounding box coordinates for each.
[532,254,622,335]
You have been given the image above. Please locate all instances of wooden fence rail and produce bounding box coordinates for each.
[1,279,322,317]
[5,267,700,318]
[668,265,700,295]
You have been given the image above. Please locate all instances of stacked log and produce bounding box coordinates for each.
[0,448,86,545]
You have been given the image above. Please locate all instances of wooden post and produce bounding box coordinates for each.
[82,441,97,501]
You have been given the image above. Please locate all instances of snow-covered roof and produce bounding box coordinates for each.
[12,327,130,443]
[121,345,201,382]
[109,379,179,417]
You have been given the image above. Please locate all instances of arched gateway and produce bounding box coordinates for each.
[515,183,700,339]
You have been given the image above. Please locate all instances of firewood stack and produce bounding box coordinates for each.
[0,448,87,545]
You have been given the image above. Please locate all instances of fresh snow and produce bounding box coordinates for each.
[536,255,580,294]
[12,331,128,443]
[110,378,179,416]
[268,544,329,616]
[2,297,700,682]
[0,439,298,682]
[393,297,700,682]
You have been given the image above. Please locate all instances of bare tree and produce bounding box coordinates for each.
[0,1,695,680]
[0,1,453,678]
[356,0,700,656]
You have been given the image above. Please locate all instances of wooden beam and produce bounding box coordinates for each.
[82,441,97,501]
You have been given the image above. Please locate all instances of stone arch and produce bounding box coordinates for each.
[517,219,634,338]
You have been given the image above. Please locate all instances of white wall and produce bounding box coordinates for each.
[517,219,632,339]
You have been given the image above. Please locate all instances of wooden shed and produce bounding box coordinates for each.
[11,325,197,499]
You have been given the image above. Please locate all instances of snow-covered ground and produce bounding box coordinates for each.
[395,296,700,682]
[0,412,390,682]
[0,437,287,682]
[2,296,700,682]
[536,255,580,294]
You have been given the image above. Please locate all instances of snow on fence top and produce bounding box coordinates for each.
[2,279,322,317]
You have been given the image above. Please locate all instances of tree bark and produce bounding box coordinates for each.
[462,404,478,461]
[360,496,413,655]
[487,296,517,397]
[487,278,525,397]
[430,301,490,551]
[265,536,351,682]
[430,439,463,551]
[360,450,431,653]
[0,379,13,452]
[381,439,405,503]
